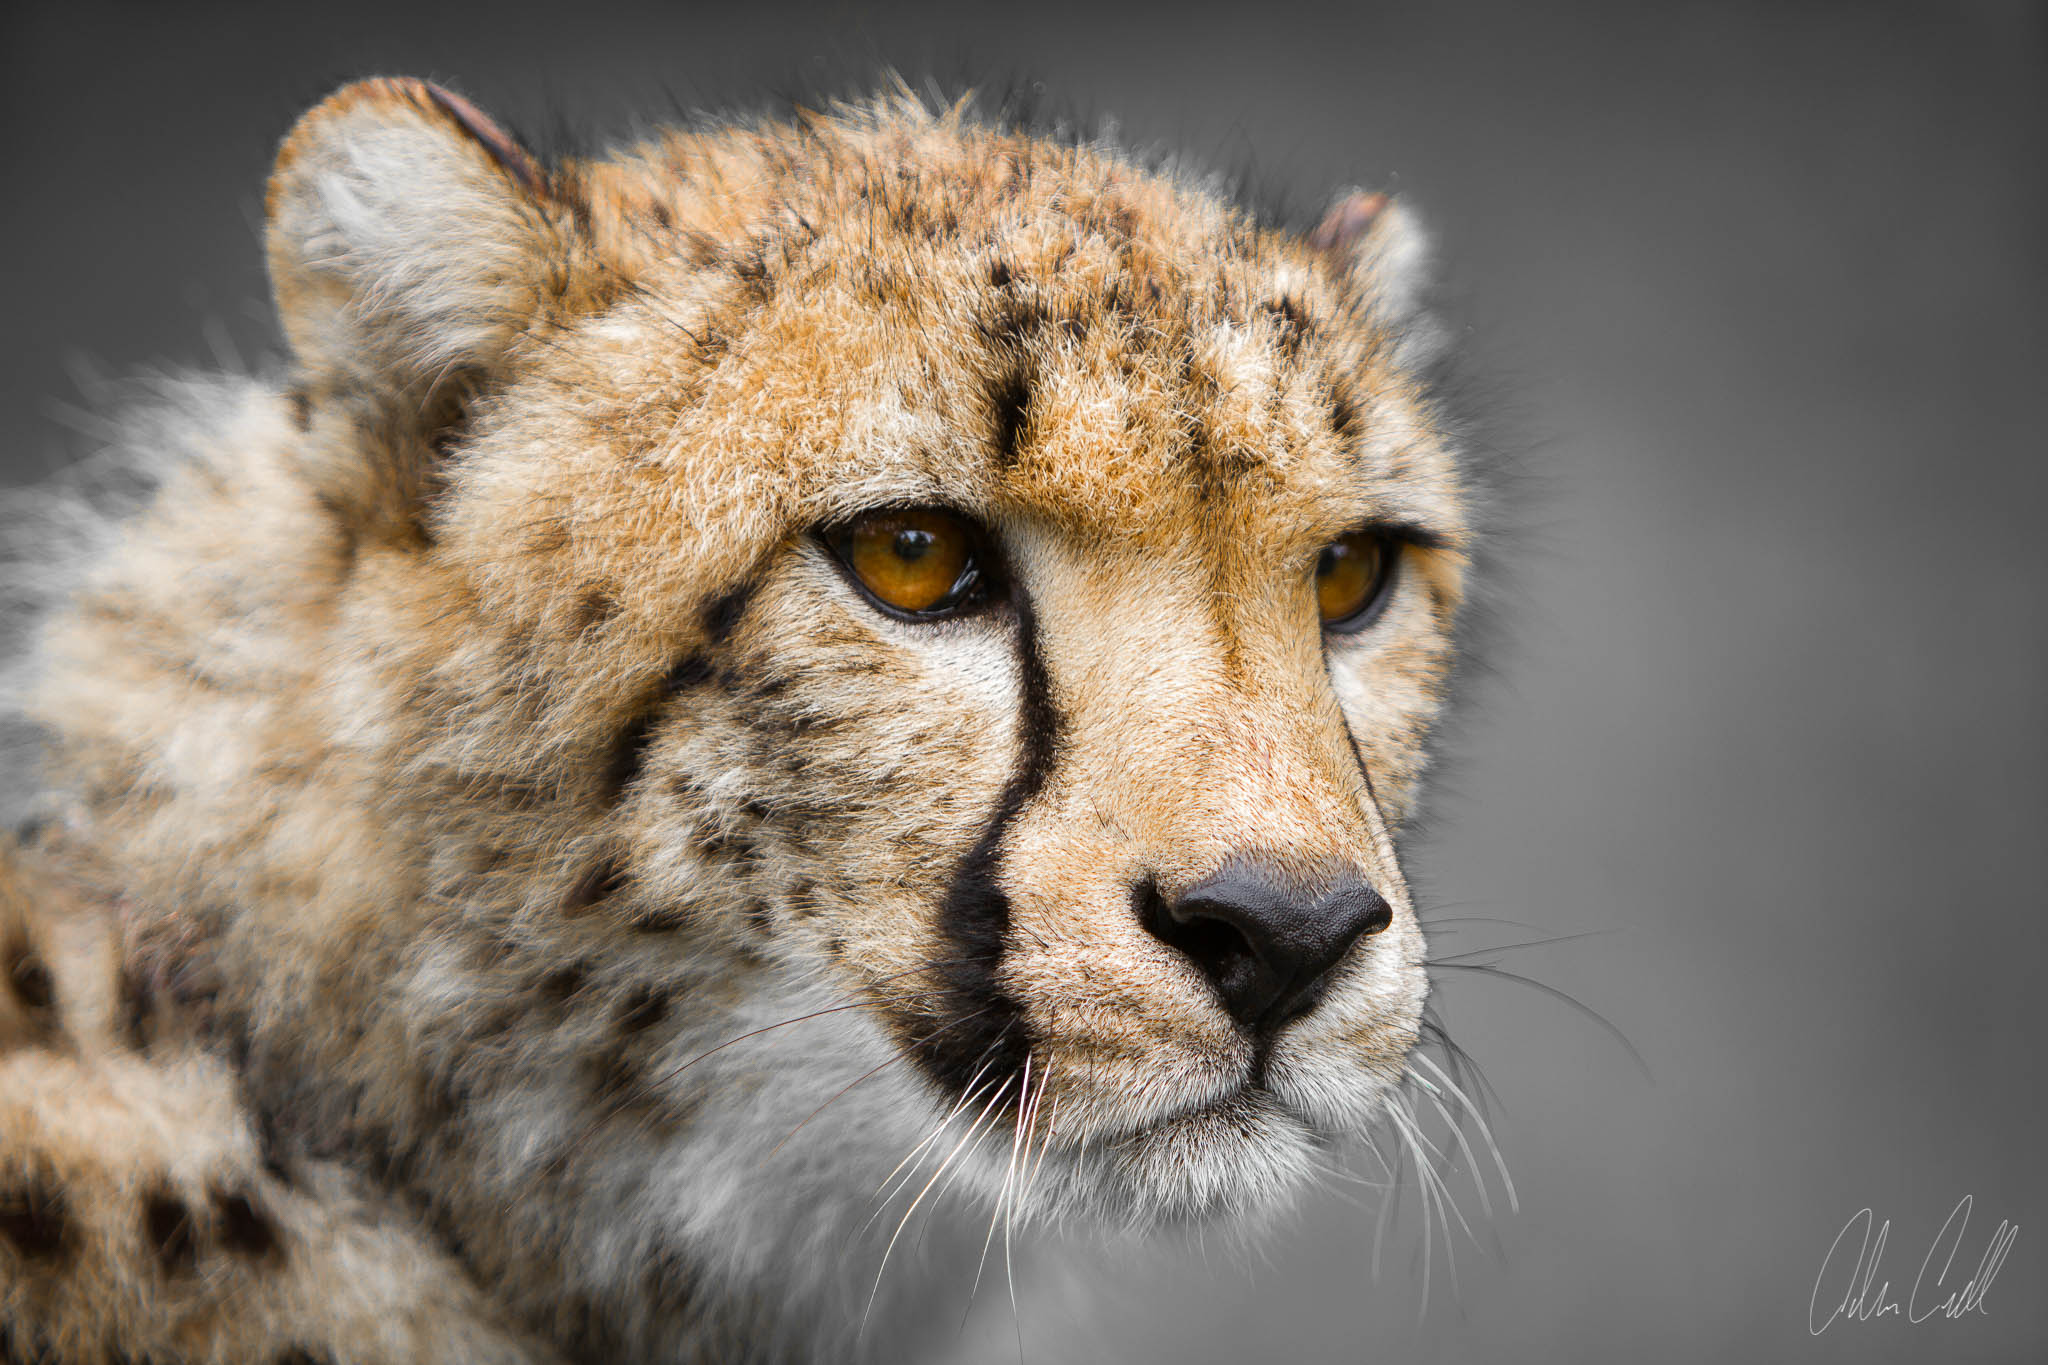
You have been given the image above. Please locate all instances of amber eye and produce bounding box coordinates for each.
[1315,530,1396,631]
[830,508,986,617]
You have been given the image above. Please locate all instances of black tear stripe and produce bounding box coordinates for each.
[912,591,1062,1099]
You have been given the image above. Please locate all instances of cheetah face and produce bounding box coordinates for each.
[267,82,1471,1232]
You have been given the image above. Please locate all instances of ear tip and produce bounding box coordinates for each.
[267,78,422,217]
[1308,190,1394,253]
[268,77,544,217]
[415,83,549,198]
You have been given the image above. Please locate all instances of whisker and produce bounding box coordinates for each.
[869,1064,1000,1217]
[1410,1050,1517,1214]
[1427,928,1614,964]
[1430,961,1650,1079]
[1371,1145,1397,1281]
[1385,1100,1453,1318]
[1406,1066,1494,1220]
[967,1053,1030,1314]
[862,1072,1016,1339]
[1004,1063,1053,1361]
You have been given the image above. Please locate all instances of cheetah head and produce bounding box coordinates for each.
[54,78,1476,1264]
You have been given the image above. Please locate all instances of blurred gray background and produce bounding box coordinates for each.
[5,1,2043,1361]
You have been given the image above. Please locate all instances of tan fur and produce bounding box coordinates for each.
[0,838,557,1363]
[4,79,1476,1363]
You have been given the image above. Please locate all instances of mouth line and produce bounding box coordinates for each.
[1116,1077,1285,1144]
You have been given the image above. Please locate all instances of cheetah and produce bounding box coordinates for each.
[1,78,1481,1363]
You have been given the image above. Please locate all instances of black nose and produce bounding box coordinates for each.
[1141,866,1393,1035]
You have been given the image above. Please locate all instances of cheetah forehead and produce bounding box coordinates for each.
[463,101,1464,558]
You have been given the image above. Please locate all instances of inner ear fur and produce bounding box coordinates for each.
[266,78,557,410]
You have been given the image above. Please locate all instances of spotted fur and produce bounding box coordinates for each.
[5,78,1477,1363]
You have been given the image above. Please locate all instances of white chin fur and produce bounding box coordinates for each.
[1005,1089,1327,1234]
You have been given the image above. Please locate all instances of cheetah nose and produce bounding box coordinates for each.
[1142,865,1393,1036]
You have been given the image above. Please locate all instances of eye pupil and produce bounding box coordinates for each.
[893,529,935,562]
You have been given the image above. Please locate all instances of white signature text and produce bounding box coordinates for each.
[1809,1195,2017,1334]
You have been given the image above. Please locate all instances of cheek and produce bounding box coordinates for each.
[687,602,1030,981]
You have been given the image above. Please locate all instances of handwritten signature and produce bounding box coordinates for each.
[1809,1195,2018,1334]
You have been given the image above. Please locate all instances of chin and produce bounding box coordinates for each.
[1014,1087,1334,1234]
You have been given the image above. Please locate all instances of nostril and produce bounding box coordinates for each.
[1137,878,1263,1006]
[1138,866,1392,1036]
[1357,890,1394,938]
[1161,911,1251,972]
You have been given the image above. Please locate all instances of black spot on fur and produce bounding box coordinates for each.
[988,258,1013,289]
[422,1066,469,1125]
[915,590,1062,1096]
[143,1186,197,1274]
[356,1123,413,1187]
[649,201,672,229]
[641,1249,706,1321]
[614,986,669,1035]
[737,668,792,704]
[989,364,1033,464]
[0,1176,70,1262]
[4,940,53,1015]
[628,907,690,933]
[600,711,663,805]
[562,855,629,915]
[982,294,1049,356]
[731,249,772,303]
[253,1104,297,1188]
[117,964,154,1050]
[273,1348,333,1365]
[539,963,589,1002]
[287,389,313,431]
[665,653,719,693]
[210,1186,280,1259]
[574,589,619,630]
[1264,296,1311,356]
[562,185,596,241]
[697,828,754,866]
[700,581,757,646]
[598,650,732,804]
[1330,384,1361,441]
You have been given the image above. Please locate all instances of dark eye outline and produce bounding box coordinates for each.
[819,506,1000,623]
[1316,527,1408,635]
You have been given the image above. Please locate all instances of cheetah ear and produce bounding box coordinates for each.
[1310,191,1433,330]
[265,78,555,403]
